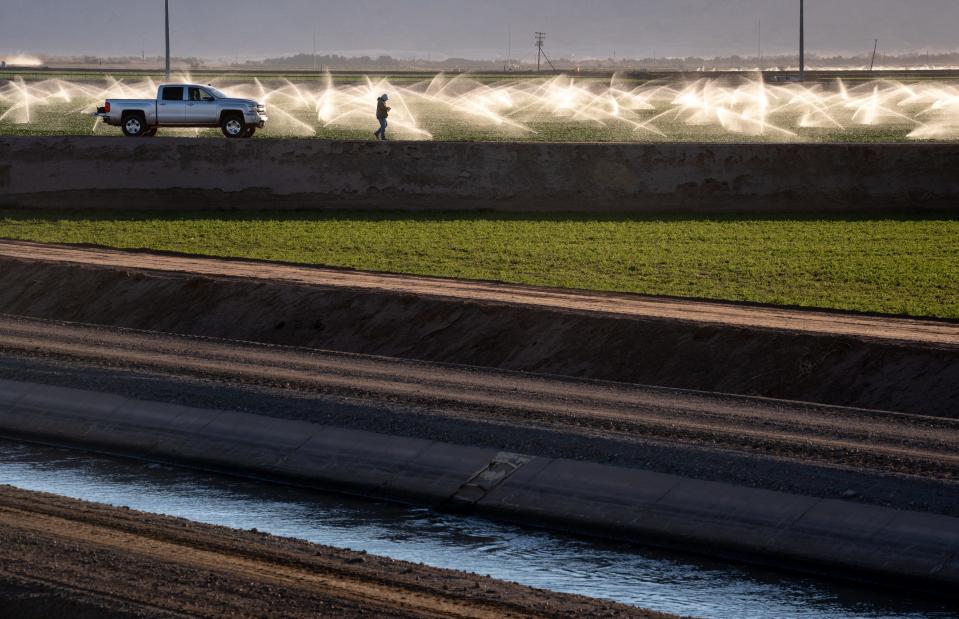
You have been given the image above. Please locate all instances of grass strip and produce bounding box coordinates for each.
[1,210,956,319]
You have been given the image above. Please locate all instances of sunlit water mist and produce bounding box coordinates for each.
[3,72,959,141]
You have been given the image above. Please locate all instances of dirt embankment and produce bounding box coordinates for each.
[0,485,664,619]
[4,137,959,212]
[2,314,957,484]
[0,243,955,417]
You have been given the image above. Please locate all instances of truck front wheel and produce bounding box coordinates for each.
[121,114,146,137]
[221,114,246,138]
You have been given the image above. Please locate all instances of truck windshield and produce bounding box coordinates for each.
[205,87,227,99]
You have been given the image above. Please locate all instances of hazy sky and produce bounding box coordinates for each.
[2,0,957,60]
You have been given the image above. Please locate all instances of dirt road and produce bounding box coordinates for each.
[1,314,956,484]
[0,486,662,619]
[0,240,955,347]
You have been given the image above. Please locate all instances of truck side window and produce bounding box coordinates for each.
[162,87,184,101]
[189,87,216,102]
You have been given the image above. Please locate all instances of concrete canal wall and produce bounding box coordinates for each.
[1,378,957,592]
[2,137,959,212]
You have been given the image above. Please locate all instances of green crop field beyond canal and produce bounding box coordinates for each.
[1,211,956,319]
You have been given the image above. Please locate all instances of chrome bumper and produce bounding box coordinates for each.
[244,111,268,128]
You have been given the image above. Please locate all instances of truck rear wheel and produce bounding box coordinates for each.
[221,114,246,138]
[121,114,146,137]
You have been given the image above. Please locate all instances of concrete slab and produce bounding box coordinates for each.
[784,499,959,580]
[480,458,683,533]
[646,478,820,553]
[877,510,959,582]
[7,384,125,441]
[384,442,501,504]
[191,411,316,472]
[149,407,227,461]
[0,379,34,411]
[14,383,125,420]
[85,399,193,452]
[279,426,435,496]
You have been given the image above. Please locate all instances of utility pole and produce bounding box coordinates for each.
[757,19,762,71]
[313,27,317,72]
[507,26,512,71]
[799,0,805,81]
[534,32,554,72]
[535,32,546,72]
[870,38,879,71]
[164,0,171,79]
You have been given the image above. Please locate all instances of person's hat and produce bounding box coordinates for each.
[381,93,389,100]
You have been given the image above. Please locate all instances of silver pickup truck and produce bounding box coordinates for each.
[95,83,268,138]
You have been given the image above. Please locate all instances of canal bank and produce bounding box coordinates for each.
[0,484,652,619]
[3,439,955,619]
[2,137,959,213]
[0,241,956,418]
[2,378,957,597]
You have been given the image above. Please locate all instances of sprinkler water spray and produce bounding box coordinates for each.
[3,73,959,140]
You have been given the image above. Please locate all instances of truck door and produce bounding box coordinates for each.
[185,87,219,125]
[158,86,186,124]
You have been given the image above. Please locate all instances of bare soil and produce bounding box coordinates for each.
[0,485,667,619]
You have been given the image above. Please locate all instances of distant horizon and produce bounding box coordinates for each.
[7,50,959,67]
[2,0,958,62]
[6,47,959,68]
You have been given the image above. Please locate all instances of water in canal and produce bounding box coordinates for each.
[0,439,953,619]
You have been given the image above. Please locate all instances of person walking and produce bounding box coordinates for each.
[374,94,391,140]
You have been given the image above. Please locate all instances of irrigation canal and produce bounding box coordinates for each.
[0,439,954,619]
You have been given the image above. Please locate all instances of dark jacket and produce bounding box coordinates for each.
[376,98,390,119]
